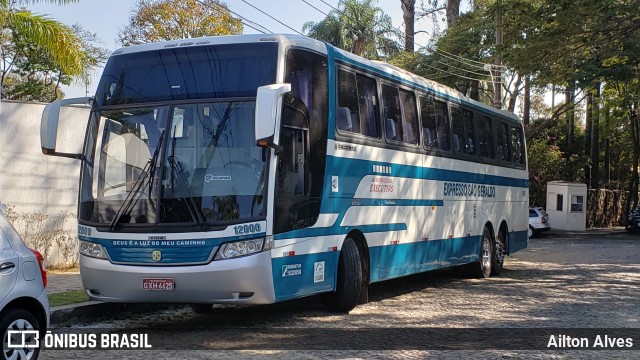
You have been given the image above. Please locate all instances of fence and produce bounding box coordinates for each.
[586,189,632,228]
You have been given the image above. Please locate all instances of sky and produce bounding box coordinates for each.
[29,0,437,99]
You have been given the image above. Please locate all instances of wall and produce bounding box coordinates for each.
[0,100,90,266]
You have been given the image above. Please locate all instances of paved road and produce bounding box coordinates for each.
[41,233,640,359]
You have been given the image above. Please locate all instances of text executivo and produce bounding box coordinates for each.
[443,182,496,198]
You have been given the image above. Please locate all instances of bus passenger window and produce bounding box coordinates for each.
[420,96,436,148]
[382,85,402,142]
[434,100,450,150]
[399,89,418,144]
[337,69,360,134]
[356,74,380,138]
[478,116,496,159]
[511,126,525,166]
[496,122,511,163]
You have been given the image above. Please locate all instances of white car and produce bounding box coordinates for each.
[528,207,551,238]
[0,210,49,360]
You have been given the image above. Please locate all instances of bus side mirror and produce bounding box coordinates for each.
[255,83,291,150]
[41,97,92,159]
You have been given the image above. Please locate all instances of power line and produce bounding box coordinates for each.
[194,0,272,34]
[300,0,329,16]
[240,0,305,36]
[317,0,340,12]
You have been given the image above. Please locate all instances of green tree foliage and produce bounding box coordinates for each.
[303,0,400,59]
[117,0,243,47]
[0,0,87,79]
[1,23,108,102]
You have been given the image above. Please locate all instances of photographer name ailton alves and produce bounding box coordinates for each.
[547,334,634,348]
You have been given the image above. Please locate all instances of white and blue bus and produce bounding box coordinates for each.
[41,34,528,312]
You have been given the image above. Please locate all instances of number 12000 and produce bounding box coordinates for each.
[234,223,262,235]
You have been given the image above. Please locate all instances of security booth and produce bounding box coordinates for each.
[546,181,587,231]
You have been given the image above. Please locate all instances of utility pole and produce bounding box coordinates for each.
[493,0,503,110]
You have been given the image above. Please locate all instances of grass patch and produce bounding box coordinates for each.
[48,290,89,307]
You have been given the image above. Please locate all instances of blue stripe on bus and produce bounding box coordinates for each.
[80,233,265,264]
[351,199,444,207]
[328,156,528,188]
[273,223,408,241]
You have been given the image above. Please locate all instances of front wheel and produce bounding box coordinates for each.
[322,237,362,313]
[1,308,42,360]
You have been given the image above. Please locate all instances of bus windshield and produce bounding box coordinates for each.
[79,101,267,228]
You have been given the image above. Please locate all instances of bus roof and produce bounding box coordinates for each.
[110,33,520,123]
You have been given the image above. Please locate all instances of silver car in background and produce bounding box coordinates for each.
[0,209,49,360]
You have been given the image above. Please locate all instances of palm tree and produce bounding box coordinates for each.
[303,0,400,59]
[1,0,87,95]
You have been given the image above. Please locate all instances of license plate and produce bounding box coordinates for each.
[142,278,174,291]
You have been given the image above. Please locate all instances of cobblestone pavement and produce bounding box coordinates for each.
[42,233,640,359]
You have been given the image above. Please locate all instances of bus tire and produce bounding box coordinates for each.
[469,227,493,278]
[491,229,506,276]
[322,237,362,313]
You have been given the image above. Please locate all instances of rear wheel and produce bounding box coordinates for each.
[1,308,41,360]
[491,229,505,276]
[469,227,493,278]
[322,237,362,313]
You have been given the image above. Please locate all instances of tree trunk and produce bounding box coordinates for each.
[565,84,575,155]
[446,0,460,28]
[523,76,530,125]
[603,102,610,185]
[584,88,593,187]
[507,73,522,113]
[400,0,415,52]
[625,99,640,217]
[590,83,601,189]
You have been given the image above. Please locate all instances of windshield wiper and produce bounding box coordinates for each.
[109,131,165,231]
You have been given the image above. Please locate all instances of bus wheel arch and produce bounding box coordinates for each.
[322,231,369,313]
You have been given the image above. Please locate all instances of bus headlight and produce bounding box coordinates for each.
[79,241,107,259]
[215,236,272,260]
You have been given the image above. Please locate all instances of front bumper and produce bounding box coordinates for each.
[80,251,276,304]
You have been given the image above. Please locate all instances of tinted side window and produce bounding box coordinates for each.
[356,74,380,138]
[451,107,475,155]
[497,122,511,163]
[399,89,418,144]
[511,126,526,166]
[382,85,403,142]
[434,100,450,150]
[478,116,496,159]
[337,69,359,134]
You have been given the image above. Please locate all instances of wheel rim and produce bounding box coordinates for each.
[495,234,505,265]
[481,237,491,269]
[528,227,533,238]
[3,318,37,360]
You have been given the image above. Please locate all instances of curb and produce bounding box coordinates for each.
[50,301,175,325]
